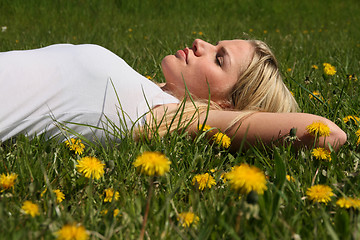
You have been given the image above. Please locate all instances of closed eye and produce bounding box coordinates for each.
[216,54,224,67]
[215,42,230,69]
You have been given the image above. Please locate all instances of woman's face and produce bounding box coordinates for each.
[161,39,254,106]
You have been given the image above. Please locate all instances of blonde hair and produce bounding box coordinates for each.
[142,40,298,138]
[231,40,298,113]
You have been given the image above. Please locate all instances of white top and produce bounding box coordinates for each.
[0,44,179,142]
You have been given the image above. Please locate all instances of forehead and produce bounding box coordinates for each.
[218,39,250,46]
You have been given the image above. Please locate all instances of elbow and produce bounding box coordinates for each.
[328,127,347,151]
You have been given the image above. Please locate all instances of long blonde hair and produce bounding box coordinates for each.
[231,40,298,113]
[142,40,298,138]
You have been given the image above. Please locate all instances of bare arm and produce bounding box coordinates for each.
[189,111,347,151]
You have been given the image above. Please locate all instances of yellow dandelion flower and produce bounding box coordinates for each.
[198,31,203,35]
[198,124,212,132]
[343,115,360,125]
[76,156,105,180]
[103,188,120,202]
[287,68,292,72]
[53,189,65,203]
[308,90,323,100]
[65,138,85,155]
[145,75,152,80]
[352,198,360,209]
[356,129,360,137]
[286,175,295,182]
[290,91,294,96]
[21,200,40,217]
[113,209,120,217]
[348,74,358,81]
[306,184,334,204]
[101,209,121,217]
[133,151,171,176]
[335,197,360,209]
[356,129,360,145]
[0,172,18,191]
[177,212,199,228]
[263,30,268,34]
[306,121,331,137]
[312,65,319,69]
[225,163,267,195]
[100,209,108,215]
[192,173,216,190]
[220,172,227,183]
[212,132,231,149]
[311,148,332,161]
[323,63,336,76]
[336,197,352,208]
[41,188,47,197]
[249,28,253,32]
[56,224,89,240]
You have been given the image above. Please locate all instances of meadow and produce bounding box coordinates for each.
[1,0,360,239]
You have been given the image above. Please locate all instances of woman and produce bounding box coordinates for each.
[0,39,347,150]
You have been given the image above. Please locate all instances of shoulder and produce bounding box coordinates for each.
[40,43,106,50]
[69,44,112,53]
[46,44,127,70]
[1,44,112,56]
[62,44,118,58]
[33,44,118,59]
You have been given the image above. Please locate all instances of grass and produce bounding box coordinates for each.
[1,0,360,239]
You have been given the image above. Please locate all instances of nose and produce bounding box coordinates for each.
[192,39,213,56]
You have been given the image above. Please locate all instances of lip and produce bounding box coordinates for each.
[175,48,188,63]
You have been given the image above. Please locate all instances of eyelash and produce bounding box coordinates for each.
[216,54,223,66]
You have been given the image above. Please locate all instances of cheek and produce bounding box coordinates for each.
[203,67,222,88]
[203,68,233,99]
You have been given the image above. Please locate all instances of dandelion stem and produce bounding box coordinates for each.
[235,206,242,234]
[139,177,154,240]
[313,134,319,149]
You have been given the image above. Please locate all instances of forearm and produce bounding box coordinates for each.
[193,111,347,151]
[226,112,347,151]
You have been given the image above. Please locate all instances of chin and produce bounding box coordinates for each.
[161,55,176,68]
[161,56,178,83]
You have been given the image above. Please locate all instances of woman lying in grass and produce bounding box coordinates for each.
[0,39,347,150]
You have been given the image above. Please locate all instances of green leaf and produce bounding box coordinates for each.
[271,148,287,220]
[334,209,350,238]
